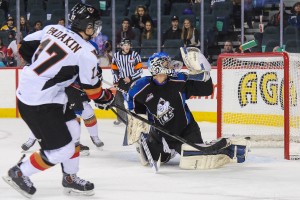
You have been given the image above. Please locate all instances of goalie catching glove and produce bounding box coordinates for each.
[180,47,211,82]
[94,89,115,110]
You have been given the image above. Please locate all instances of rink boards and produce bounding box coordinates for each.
[0,67,218,121]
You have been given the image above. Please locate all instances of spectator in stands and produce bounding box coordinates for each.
[0,0,9,18]
[116,18,136,45]
[29,20,43,33]
[288,2,300,29]
[7,30,15,44]
[0,16,17,32]
[181,18,200,48]
[0,50,7,67]
[0,37,7,55]
[232,0,253,29]
[162,15,182,45]
[57,18,65,27]
[7,32,23,67]
[266,3,289,28]
[131,5,153,32]
[211,0,226,7]
[141,20,156,42]
[222,40,234,53]
[20,16,31,36]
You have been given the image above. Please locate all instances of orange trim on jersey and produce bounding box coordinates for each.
[30,152,52,171]
[134,62,143,70]
[71,145,80,158]
[83,115,97,127]
[111,63,119,70]
[84,87,102,100]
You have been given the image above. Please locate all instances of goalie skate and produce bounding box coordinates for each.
[62,173,94,196]
[2,165,36,198]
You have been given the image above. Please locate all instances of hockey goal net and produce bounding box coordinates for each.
[217,52,300,160]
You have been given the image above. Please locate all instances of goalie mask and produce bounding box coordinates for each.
[147,52,182,76]
[69,3,102,38]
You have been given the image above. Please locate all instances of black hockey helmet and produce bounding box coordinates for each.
[120,38,131,46]
[69,3,102,36]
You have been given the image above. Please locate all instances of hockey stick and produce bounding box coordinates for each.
[102,79,229,153]
[69,83,130,145]
[113,103,229,153]
[110,107,130,146]
[141,133,160,173]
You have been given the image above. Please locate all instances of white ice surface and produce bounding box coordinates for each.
[0,118,299,200]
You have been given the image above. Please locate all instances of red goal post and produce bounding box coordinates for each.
[217,52,300,160]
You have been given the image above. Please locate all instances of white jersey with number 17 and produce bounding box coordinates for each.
[17,25,100,106]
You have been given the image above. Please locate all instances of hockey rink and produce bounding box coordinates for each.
[0,118,299,200]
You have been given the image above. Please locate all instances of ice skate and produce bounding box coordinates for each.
[113,120,122,126]
[90,136,104,150]
[79,143,90,156]
[62,173,94,196]
[21,138,36,152]
[2,165,36,198]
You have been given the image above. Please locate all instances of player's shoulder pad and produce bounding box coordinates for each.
[128,76,151,96]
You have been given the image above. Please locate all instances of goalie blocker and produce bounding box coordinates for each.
[180,137,250,170]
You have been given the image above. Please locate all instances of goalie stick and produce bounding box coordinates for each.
[110,108,130,146]
[113,103,229,153]
[102,79,230,153]
[141,133,160,173]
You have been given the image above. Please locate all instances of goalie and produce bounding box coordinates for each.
[126,48,250,169]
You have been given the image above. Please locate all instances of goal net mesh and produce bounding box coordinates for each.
[217,52,300,159]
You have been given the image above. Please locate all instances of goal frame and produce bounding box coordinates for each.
[217,52,291,160]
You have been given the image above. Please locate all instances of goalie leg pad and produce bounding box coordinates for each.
[180,144,231,169]
[126,114,150,145]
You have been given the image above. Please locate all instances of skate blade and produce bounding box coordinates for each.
[96,146,104,151]
[63,187,95,196]
[2,176,33,199]
[80,150,90,156]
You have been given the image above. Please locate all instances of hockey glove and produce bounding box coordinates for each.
[180,47,211,82]
[94,89,115,110]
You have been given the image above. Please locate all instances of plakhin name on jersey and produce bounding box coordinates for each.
[46,27,82,53]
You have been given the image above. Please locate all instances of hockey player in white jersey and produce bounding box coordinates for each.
[2,3,114,198]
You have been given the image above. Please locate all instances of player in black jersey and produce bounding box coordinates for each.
[127,51,212,163]
[127,49,250,169]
